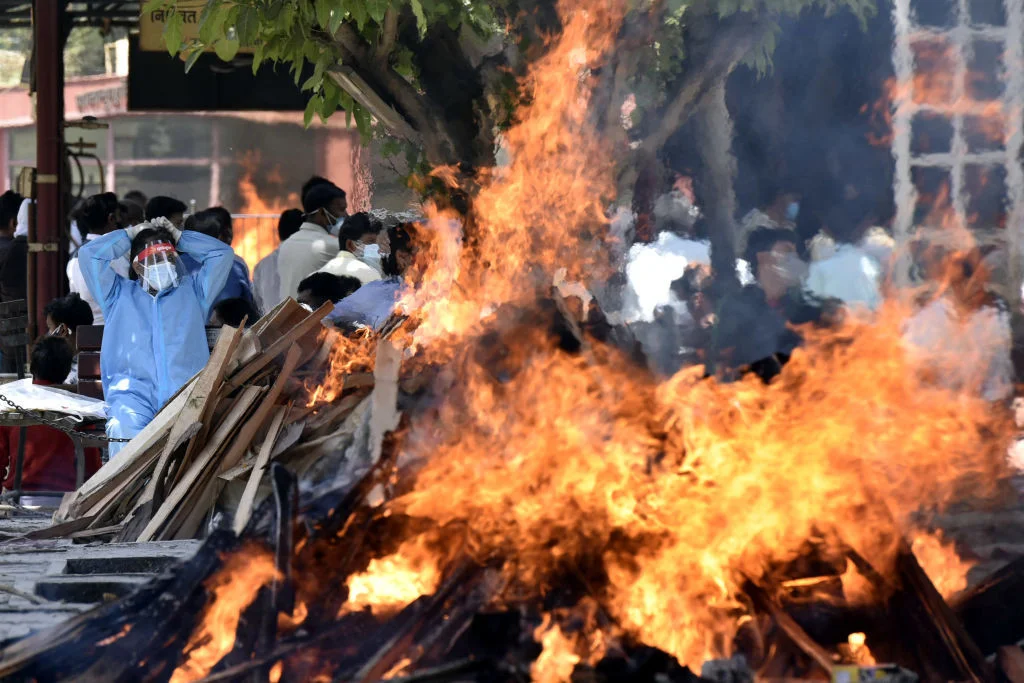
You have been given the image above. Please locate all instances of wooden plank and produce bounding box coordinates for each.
[954,555,1024,655]
[62,383,195,520]
[227,303,332,389]
[134,386,264,543]
[233,406,288,534]
[156,345,302,540]
[745,580,834,675]
[999,647,1024,683]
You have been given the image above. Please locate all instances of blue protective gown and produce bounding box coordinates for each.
[181,252,254,310]
[79,230,234,455]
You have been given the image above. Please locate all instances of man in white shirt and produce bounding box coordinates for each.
[805,201,883,311]
[253,208,303,315]
[67,192,123,324]
[277,184,346,304]
[316,211,383,285]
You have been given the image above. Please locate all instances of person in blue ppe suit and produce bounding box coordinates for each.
[79,216,233,455]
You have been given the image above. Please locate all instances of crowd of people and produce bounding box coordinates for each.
[630,182,1012,398]
[0,169,1013,500]
[0,175,415,497]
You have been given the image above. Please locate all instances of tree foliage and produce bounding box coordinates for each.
[147,0,875,179]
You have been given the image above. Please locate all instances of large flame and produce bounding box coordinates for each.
[163,0,1017,678]
[233,150,301,271]
[169,545,278,683]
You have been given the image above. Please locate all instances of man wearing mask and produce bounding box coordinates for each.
[316,212,383,284]
[710,228,835,382]
[277,184,345,303]
[805,200,883,311]
[67,192,123,323]
[253,208,302,314]
[79,217,233,454]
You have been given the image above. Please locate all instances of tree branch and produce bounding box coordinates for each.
[638,17,768,155]
[377,8,399,62]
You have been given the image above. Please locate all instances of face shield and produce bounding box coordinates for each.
[133,241,184,293]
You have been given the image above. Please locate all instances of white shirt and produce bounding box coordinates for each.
[252,248,280,315]
[66,233,130,324]
[904,298,1013,401]
[316,251,381,285]
[276,222,339,304]
[805,244,882,311]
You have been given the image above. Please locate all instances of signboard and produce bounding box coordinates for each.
[139,1,206,52]
[140,2,254,55]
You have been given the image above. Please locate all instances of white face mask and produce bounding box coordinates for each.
[354,243,381,261]
[141,261,180,292]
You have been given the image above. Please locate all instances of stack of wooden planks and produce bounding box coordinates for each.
[47,299,377,543]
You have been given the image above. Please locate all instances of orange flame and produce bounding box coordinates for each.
[532,618,582,683]
[307,327,377,407]
[341,538,441,616]
[863,40,1006,149]
[910,529,975,599]
[401,1,622,349]
[233,150,301,272]
[169,545,278,683]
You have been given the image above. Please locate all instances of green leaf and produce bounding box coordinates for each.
[183,45,203,72]
[304,95,318,128]
[235,5,258,46]
[198,2,229,45]
[214,37,240,61]
[409,0,427,37]
[315,0,333,28]
[347,1,369,31]
[352,103,372,140]
[164,12,184,56]
[328,4,345,33]
[251,42,265,74]
[366,0,390,25]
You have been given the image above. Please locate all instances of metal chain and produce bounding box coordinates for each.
[0,393,131,442]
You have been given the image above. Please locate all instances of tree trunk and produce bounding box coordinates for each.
[692,81,740,288]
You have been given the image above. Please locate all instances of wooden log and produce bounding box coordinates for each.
[132,385,265,542]
[744,580,834,675]
[232,405,288,534]
[0,531,238,681]
[164,345,302,541]
[999,646,1024,683]
[227,302,331,390]
[953,554,1024,655]
[61,384,195,521]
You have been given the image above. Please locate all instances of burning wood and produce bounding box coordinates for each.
[6,0,1024,681]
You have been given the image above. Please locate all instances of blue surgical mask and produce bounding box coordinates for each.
[360,243,380,261]
[141,261,180,292]
[786,201,800,222]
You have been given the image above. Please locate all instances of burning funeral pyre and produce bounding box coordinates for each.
[4,1,1024,682]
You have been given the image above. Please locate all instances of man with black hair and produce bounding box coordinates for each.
[0,190,23,287]
[67,192,123,323]
[45,292,94,384]
[297,273,361,310]
[738,180,800,253]
[79,217,233,454]
[184,208,254,313]
[278,184,345,303]
[144,196,188,228]
[316,211,383,284]
[119,199,145,228]
[805,199,883,310]
[210,297,259,328]
[0,337,101,495]
[710,227,836,382]
[124,189,147,209]
[326,222,416,330]
[253,208,303,313]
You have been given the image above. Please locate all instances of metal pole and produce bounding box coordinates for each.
[31,0,66,339]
